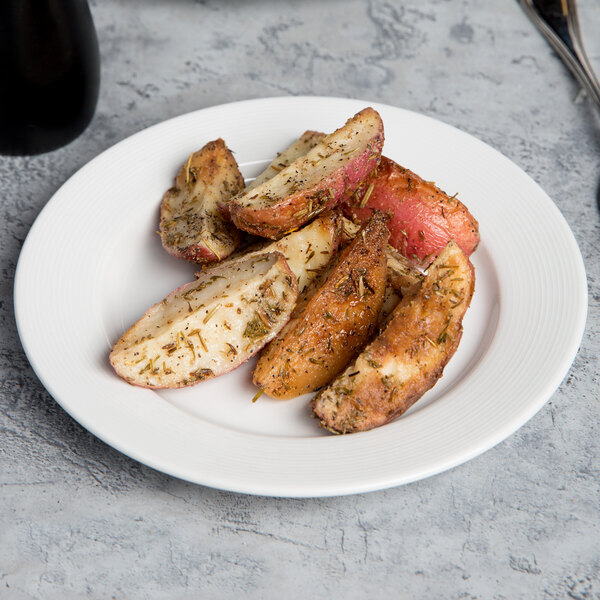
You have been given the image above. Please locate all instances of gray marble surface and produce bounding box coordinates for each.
[1,1,599,598]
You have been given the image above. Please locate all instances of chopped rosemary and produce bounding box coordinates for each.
[203,304,222,324]
[243,315,270,339]
[251,388,265,403]
[359,182,375,209]
[188,368,213,382]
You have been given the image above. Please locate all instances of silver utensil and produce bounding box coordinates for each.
[520,0,600,107]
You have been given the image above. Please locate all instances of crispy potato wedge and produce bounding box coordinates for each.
[345,156,480,266]
[386,244,424,295]
[312,241,474,433]
[253,212,389,399]
[110,252,298,389]
[229,108,384,239]
[160,139,245,264]
[341,216,423,295]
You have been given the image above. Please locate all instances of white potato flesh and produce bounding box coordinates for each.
[110,252,298,388]
[201,212,342,294]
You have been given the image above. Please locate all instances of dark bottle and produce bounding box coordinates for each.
[0,0,100,155]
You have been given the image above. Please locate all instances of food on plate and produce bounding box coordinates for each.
[344,156,480,266]
[341,216,423,327]
[312,241,475,433]
[159,138,245,264]
[385,244,425,295]
[110,252,298,388]
[253,212,389,399]
[341,216,423,295]
[252,211,342,293]
[229,107,384,239]
[246,130,326,192]
[218,131,326,220]
[205,211,343,295]
[111,106,481,436]
[377,246,425,328]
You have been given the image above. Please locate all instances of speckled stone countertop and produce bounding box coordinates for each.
[2,1,599,598]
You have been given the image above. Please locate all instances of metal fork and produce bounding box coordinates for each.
[519,0,600,107]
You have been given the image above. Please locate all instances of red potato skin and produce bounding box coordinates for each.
[344,157,480,266]
[229,109,385,239]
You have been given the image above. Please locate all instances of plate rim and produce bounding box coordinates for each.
[14,95,588,497]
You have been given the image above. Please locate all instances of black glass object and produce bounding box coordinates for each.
[0,0,100,155]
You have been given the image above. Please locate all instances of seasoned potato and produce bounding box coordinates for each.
[229,108,384,239]
[110,252,298,388]
[218,131,326,220]
[246,131,326,191]
[377,248,425,329]
[312,241,475,433]
[341,216,423,295]
[258,211,342,294]
[198,211,343,294]
[253,212,390,399]
[345,156,480,266]
[385,244,424,295]
[341,215,423,328]
[160,139,245,264]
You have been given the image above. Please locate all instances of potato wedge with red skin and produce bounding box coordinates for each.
[160,139,245,264]
[253,212,389,399]
[345,157,480,266]
[109,252,298,389]
[229,108,384,239]
[312,241,474,433]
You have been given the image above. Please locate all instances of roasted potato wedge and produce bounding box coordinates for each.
[377,247,425,329]
[342,214,423,328]
[341,216,423,295]
[247,130,326,191]
[160,139,245,264]
[345,156,480,266]
[258,211,342,294]
[386,244,424,295]
[253,212,389,399]
[218,131,326,220]
[198,211,342,294]
[110,252,298,389]
[229,108,384,239]
[312,241,475,433]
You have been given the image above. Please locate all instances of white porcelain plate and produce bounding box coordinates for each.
[14,97,587,497]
